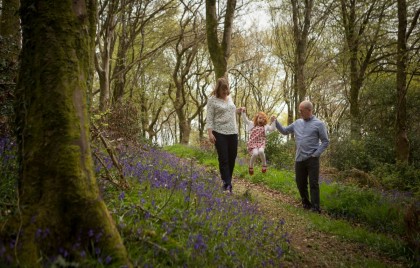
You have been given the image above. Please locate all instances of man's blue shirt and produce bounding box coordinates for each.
[275,116,329,162]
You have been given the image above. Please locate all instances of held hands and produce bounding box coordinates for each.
[270,116,277,123]
[238,107,246,113]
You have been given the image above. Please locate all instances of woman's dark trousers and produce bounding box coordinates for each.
[213,131,238,189]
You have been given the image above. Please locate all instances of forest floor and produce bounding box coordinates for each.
[231,177,408,268]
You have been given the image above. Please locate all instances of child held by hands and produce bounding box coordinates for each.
[240,107,276,175]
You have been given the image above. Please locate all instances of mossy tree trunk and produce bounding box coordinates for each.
[205,0,236,79]
[94,0,120,112]
[340,0,387,139]
[290,0,313,108]
[15,0,131,266]
[0,0,20,136]
[395,0,412,163]
[0,0,20,38]
[170,5,206,145]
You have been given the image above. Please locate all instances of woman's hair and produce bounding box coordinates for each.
[210,77,229,97]
[253,112,268,126]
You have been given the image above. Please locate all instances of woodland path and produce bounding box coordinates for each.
[231,177,407,268]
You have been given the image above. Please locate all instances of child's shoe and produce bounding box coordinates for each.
[248,167,254,175]
[262,165,267,173]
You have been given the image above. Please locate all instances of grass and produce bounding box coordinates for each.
[165,143,417,265]
[308,213,407,259]
[0,140,290,267]
[101,145,290,267]
[0,139,417,266]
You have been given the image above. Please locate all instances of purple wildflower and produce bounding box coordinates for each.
[105,255,112,264]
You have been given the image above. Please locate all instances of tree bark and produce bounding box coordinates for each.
[14,0,131,266]
[95,0,119,112]
[0,0,20,38]
[395,0,410,163]
[0,0,20,136]
[205,0,237,79]
[291,0,313,106]
[170,5,207,145]
[340,0,387,139]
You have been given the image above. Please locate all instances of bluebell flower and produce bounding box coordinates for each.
[119,191,125,200]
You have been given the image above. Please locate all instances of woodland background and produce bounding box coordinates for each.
[2,0,419,190]
[0,0,419,266]
[1,0,420,166]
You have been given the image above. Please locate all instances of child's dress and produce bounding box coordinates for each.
[241,112,276,155]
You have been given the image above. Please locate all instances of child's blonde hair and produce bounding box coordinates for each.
[253,112,268,126]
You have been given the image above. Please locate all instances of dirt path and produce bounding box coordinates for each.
[232,178,407,267]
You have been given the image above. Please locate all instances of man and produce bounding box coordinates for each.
[273,101,329,213]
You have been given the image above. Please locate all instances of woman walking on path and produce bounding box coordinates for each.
[206,77,242,193]
[240,108,276,175]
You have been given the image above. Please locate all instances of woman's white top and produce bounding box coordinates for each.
[206,96,238,135]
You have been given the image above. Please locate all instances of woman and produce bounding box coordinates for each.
[206,77,241,193]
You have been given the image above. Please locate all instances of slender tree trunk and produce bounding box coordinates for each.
[112,17,128,105]
[140,72,148,139]
[95,53,111,111]
[205,0,237,78]
[349,56,362,138]
[395,0,410,163]
[14,1,131,266]
[95,0,119,112]
[178,116,192,145]
[341,0,362,139]
[341,0,363,139]
[340,0,387,139]
[291,0,313,104]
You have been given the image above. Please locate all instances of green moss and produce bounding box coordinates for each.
[15,1,131,266]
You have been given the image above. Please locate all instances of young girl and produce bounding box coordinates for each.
[240,108,276,175]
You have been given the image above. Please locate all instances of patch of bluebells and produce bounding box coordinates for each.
[0,137,18,206]
[96,143,290,267]
[0,137,17,165]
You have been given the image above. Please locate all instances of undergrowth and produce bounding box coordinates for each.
[1,138,418,266]
[0,139,290,267]
[99,145,290,267]
[165,143,419,265]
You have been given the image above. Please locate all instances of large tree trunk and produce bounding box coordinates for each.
[95,0,119,112]
[95,52,111,111]
[0,0,20,136]
[205,0,236,78]
[291,0,313,104]
[0,0,20,37]
[14,0,131,266]
[179,117,192,145]
[340,0,387,139]
[170,5,205,145]
[395,0,410,163]
[341,0,362,139]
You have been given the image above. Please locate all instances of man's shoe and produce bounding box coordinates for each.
[248,167,254,175]
[311,207,321,214]
[303,204,311,210]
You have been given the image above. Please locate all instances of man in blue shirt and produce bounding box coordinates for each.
[273,101,329,213]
